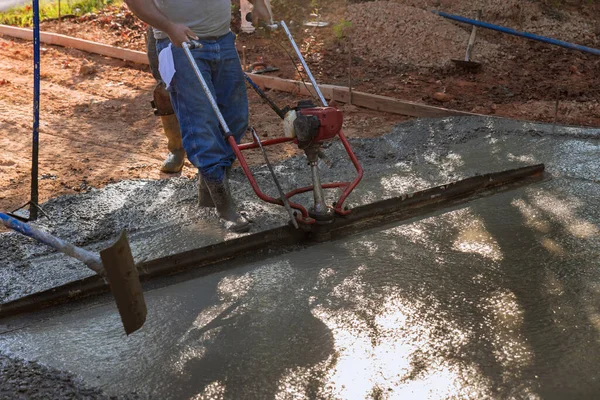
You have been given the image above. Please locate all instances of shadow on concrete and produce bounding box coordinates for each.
[2,116,599,399]
[326,116,600,398]
[171,264,338,399]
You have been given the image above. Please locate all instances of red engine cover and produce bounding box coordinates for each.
[298,107,343,142]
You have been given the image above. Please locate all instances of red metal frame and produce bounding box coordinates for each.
[228,128,363,224]
[238,137,294,150]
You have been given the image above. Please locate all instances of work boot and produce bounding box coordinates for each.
[197,175,215,208]
[204,175,250,233]
[160,114,186,173]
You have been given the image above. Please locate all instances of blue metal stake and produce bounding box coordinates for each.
[30,0,40,220]
[433,10,600,57]
[7,1,42,222]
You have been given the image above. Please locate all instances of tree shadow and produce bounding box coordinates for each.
[324,115,600,398]
[471,183,600,399]
[150,245,372,399]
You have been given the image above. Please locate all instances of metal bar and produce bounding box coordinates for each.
[286,182,348,198]
[30,0,40,221]
[342,164,546,227]
[309,160,328,215]
[0,164,547,321]
[433,10,600,56]
[182,42,233,136]
[238,137,294,150]
[334,130,364,214]
[250,128,299,228]
[245,74,287,119]
[227,136,311,219]
[280,21,328,106]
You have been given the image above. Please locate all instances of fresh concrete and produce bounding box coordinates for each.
[1,116,599,398]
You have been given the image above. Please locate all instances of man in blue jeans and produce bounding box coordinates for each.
[126,0,271,232]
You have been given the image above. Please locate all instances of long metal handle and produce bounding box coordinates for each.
[182,42,232,136]
[245,74,286,119]
[0,213,104,275]
[250,129,299,229]
[280,21,328,106]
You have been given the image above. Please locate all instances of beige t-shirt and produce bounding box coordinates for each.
[152,0,231,40]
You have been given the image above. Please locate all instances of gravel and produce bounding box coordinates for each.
[346,1,499,69]
[0,353,139,399]
[345,0,598,70]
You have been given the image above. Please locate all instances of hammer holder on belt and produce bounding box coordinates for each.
[151,83,175,116]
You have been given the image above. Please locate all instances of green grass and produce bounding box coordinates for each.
[332,19,352,40]
[0,0,120,27]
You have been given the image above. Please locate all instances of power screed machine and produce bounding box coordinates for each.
[182,21,362,240]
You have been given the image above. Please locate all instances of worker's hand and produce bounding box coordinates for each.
[248,0,273,26]
[165,22,199,48]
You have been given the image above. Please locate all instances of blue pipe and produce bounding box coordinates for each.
[0,212,35,238]
[30,0,40,220]
[433,10,600,56]
[0,212,104,274]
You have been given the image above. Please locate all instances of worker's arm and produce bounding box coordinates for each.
[124,0,198,47]
[248,0,274,26]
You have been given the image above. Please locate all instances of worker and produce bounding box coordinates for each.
[145,0,272,174]
[146,26,186,174]
[125,0,272,233]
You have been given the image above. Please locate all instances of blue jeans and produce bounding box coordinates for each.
[156,32,248,183]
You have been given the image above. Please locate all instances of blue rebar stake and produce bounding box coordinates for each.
[30,0,40,220]
[433,10,600,56]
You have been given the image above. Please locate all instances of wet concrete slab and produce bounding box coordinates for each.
[0,117,599,399]
[1,177,599,399]
[2,116,598,303]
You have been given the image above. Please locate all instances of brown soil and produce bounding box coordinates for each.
[1,0,599,216]
[346,2,501,69]
[0,33,396,216]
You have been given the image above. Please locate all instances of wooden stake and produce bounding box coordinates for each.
[552,88,560,134]
[242,45,247,71]
[347,38,353,105]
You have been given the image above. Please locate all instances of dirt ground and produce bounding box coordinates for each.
[0,36,398,216]
[1,0,599,216]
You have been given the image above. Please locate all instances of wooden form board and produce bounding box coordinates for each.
[0,24,148,64]
[246,74,478,118]
[0,25,478,118]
